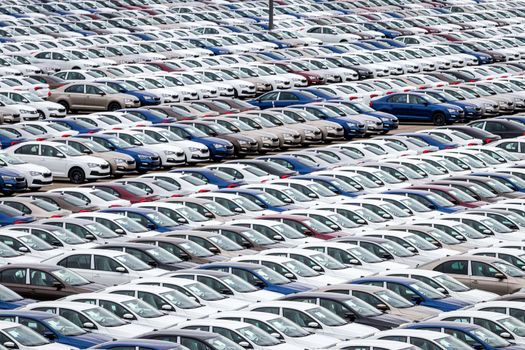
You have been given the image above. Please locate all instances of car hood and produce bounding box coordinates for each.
[77,282,105,293]
[68,332,113,346]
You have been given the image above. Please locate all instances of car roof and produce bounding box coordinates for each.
[376,328,448,339]
[140,329,217,340]
[248,300,321,311]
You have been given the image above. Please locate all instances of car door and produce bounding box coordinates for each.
[408,94,431,121]
[40,144,67,177]
[433,259,471,287]
[282,307,321,332]
[63,84,86,108]
[0,267,30,297]
[485,121,510,138]
[469,260,509,295]
[93,254,130,285]
[275,91,301,108]
[384,94,409,116]
[256,91,279,109]
[12,143,40,165]
[84,85,107,110]
[28,268,67,300]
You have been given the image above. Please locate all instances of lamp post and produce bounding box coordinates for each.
[269,0,274,30]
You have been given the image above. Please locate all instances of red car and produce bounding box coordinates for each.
[145,61,185,72]
[270,62,325,85]
[409,184,489,208]
[80,183,160,203]
[258,214,350,240]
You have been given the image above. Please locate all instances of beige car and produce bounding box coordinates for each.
[48,82,140,112]
[419,255,525,295]
[50,137,136,177]
[0,197,71,219]
[316,284,439,321]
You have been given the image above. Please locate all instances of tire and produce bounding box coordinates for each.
[107,102,122,111]
[68,167,86,184]
[37,110,45,119]
[57,101,70,113]
[433,112,446,126]
[72,66,80,70]
[340,39,348,43]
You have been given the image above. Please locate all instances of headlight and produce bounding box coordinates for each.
[213,143,225,149]
[514,98,523,102]
[47,107,58,111]
[283,133,292,138]
[124,98,135,103]
[465,106,476,111]
[366,120,376,125]
[29,171,42,176]
[164,150,176,155]
[138,155,149,160]
[115,158,127,164]
[19,110,32,114]
[262,136,272,141]
[484,102,493,107]
[447,108,458,113]
[143,96,153,100]
[346,122,357,127]
[326,126,336,131]
[305,129,314,134]
[1,176,14,181]
[499,101,507,106]
[188,147,200,152]
[238,140,248,145]
[87,163,100,168]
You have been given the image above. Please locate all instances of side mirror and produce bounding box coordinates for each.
[356,219,366,224]
[148,261,158,267]
[56,153,66,158]
[483,229,492,235]
[98,92,106,96]
[18,246,29,253]
[238,341,250,348]
[254,280,266,288]
[312,265,323,272]
[234,207,244,213]
[455,235,465,241]
[283,198,293,203]
[115,228,125,235]
[115,266,127,273]
[208,246,220,254]
[270,332,282,339]
[411,296,423,304]
[376,303,389,311]
[500,332,512,339]
[161,304,173,311]
[381,253,393,260]
[146,223,156,230]
[43,331,56,340]
[345,312,356,321]
[85,234,95,241]
[284,272,296,280]
[407,246,417,252]
[307,321,321,329]
[495,272,506,280]
[53,281,64,290]
[382,214,391,219]
[273,235,284,241]
[177,218,188,224]
[82,149,93,154]
[204,212,214,218]
[308,193,317,198]
[330,224,339,230]
[3,342,15,349]
[82,322,96,329]
[221,288,234,295]
[436,287,449,295]
[349,259,360,265]
[179,253,190,261]
[122,313,135,320]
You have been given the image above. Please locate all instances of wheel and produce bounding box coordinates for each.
[37,110,45,119]
[108,102,122,111]
[433,112,446,126]
[340,39,348,43]
[68,167,86,184]
[72,66,80,70]
[57,101,70,113]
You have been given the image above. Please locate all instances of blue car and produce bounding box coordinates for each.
[100,207,186,232]
[0,129,27,149]
[154,123,234,161]
[0,310,111,348]
[290,105,365,139]
[371,92,464,126]
[0,168,26,194]
[292,175,361,197]
[405,321,524,350]
[470,172,525,192]
[0,204,35,225]
[384,189,464,213]
[47,119,102,134]
[297,87,341,101]
[91,339,187,350]
[397,132,459,150]
[184,38,231,55]
[77,133,161,172]
[218,188,302,212]
[335,101,399,131]
[257,155,325,174]
[447,43,494,64]
[420,90,483,121]
[169,168,246,188]
[0,285,34,309]
[352,276,470,311]
[97,80,161,106]
[118,108,177,124]
[198,262,313,294]
[361,23,402,38]
[250,32,292,49]
[249,90,322,109]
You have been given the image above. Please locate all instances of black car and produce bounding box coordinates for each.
[95,242,197,270]
[225,159,298,178]
[139,329,241,350]
[283,292,410,330]
[196,225,291,251]
[436,125,501,144]
[467,119,525,139]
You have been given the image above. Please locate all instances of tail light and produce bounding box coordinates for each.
[197,189,209,193]
[79,209,91,212]
[171,194,183,197]
[50,215,62,218]
[180,117,193,120]
[485,138,492,144]
[261,179,268,182]
[161,120,171,123]
[423,149,434,153]
[34,86,42,90]
[349,96,358,100]
[226,184,239,188]
[13,220,25,224]
[87,130,96,134]
[418,86,427,89]
[139,198,152,202]
[369,101,373,107]
[386,91,394,95]
[136,124,146,127]
[112,127,122,130]
[487,77,493,80]
[35,137,46,141]
[451,81,460,85]
[467,142,477,146]
[444,146,455,150]
[370,93,378,98]
[502,75,508,78]
[403,89,411,92]
[469,80,476,82]
[62,134,71,137]
[10,141,19,146]
[280,175,291,179]
[47,91,51,97]
[437,84,444,87]
[109,204,121,208]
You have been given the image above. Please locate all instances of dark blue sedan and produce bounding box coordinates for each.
[0,129,27,149]
[169,168,246,188]
[47,119,102,134]
[371,92,464,125]
[97,80,161,106]
[0,204,35,226]
[0,168,26,195]
[118,108,177,124]
[420,90,483,121]
[397,132,459,150]
[100,207,186,232]
[0,310,111,348]
[257,155,325,174]
[384,189,464,213]
[0,285,34,310]
[90,339,187,350]
[249,90,322,109]
[218,188,302,212]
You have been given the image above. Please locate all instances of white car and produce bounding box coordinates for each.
[5,141,110,184]
[22,301,153,339]
[0,93,40,121]
[48,187,130,209]
[139,172,218,193]
[229,219,318,246]
[131,127,210,164]
[5,224,96,251]
[301,26,361,43]
[372,329,473,350]
[133,201,221,227]
[284,208,365,234]
[114,178,184,198]
[100,129,185,167]
[0,90,66,119]
[335,339,423,350]
[209,310,340,349]
[380,269,498,303]
[269,178,344,204]
[32,50,100,72]
[205,164,278,184]
[231,255,345,286]
[0,320,73,350]
[419,128,483,146]
[63,293,185,329]
[43,249,167,286]
[300,242,410,272]
[16,121,78,138]
[258,248,372,280]
[192,192,277,217]
[0,230,60,259]
[103,284,219,319]
[127,276,250,310]
[442,213,525,241]
[469,247,525,270]
[0,152,52,190]
[70,212,157,238]
[246,301,378,340]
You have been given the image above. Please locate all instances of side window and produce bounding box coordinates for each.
[125,248,154,265]
[473,318,507,337]
[29,270,58,287]
[64,85,84,93]
[386,282,417,300]
[387,94,407,103]
[510,308,525,323]
[99,300,133,319]
[18,318,48,336]
[471,261,500,278]
[410,337,441,350]
[58,255,91,269]
[278,92,299,101]
[138,291,168,310]
[14,144,39,155]
[498,142,519,153]
[94,255,122,272]
[58,309,93,329]
[443,329,478,347]
[434,260,468,275]
[352,291,383,308]
[41,145,62,158]
[0,268,27,284]
[259,92,278,101]
[230,268,264,286]
[282,308,315,327]
[213,327,245,343]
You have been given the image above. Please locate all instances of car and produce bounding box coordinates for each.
[249,90,322,109]
[101,206,188,232]
[22,301,152,339]
[137,329,246,350]
[352,276,471,311]
[469,119,525,139]
[90,339,188,350]
[49,187,130,209]
[5,141,110,184]
[0,310,112,348]
[39,217,123,244]
[79,183,160,204]
[371,328,474,350]
[16,192,98,213]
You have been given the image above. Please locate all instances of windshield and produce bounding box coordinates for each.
[206,336,244,350]
[381,241,415,257]
[121,298,163,318]
[146,247,181,264]
[344,297,382,317]
[18,234,53,251]
[208,235,242,251]
[177,207,208,222]
[272,223,305,239]
[481,218,513,233]
[185,282,225,301]
[84,307,126,327]
[85,223,119,239]
[0,285,22,302]
[267,316,309,337]
[434,274,469,292]
[161,290,201,309]
[46,316,85,336]
[306,306,347,326]
[220,275,258,293]
[282,259,318,277]
[310,253,347,270]
[52,268,90,286]
[237,325,281,346]
[350,246,383,263]
[471,328,510,347]
[179,241,213,257]
[493,261,525,277]
[404,234,439,250]
[375,289,414,308]
[4,325,48,346]
[410,282,445,300]
[435,335,474,350]
[115,217,149,233]
[114,254,152,271]
[255,267,290,285]
[145,211,179,227]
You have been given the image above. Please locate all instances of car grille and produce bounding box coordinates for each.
[151,156,160,161]
[376,122,382,126]
[314,130,321,135]
[43,173,52,178]
[154,97,161,101]
[15,177,25,182]
[201,149,208,153]
[272,138,279,142]
[293,134,300,139]
[101,164,109,169]
[226,145,234,150]
[358,124,365,128]
[58,108,66,113]
[249,141,257,146]
[176,151,184,156]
